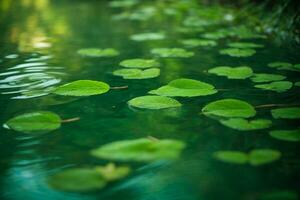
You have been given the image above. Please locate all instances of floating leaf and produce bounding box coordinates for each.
[109,0,138,8]
[113,68,160,79]
[119,59,160,68]
[202,32,228,40]
[151,48,194,58]
[128,95,181,109]
[91,138,186,162]
[229,26,266,39]
[250,73,286,83]
[202,99,256,118]
[77,48,119,57]
[213,151,248,164]
[5,111,61,134]
[254,81,293,92]
[180,39,217,47]
[130,33,165,41]
[249,149,281,166]
[271,107,300,119]
[220,118,272,131]
[228,42,263,49]
[208,66,253,79]
[53,80,110,96]
[95,163,131,181]
[149,78,217,97]
[269,129,300,142]
[48,168,107,192]
[220,48,256,57]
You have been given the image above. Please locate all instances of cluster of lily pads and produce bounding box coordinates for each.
[2,0,300,195]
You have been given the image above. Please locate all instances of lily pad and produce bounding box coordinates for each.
[269,129,300,142]
[249,149,281,166]
[202,99,256,118]
[151,48,194,58]
[271,107,300,119]
[220,118,272,131]
[254,81,293,92]
[95,163,131,181]
[220,48,256,57]
[149,78,217,97]
[113,68,160,79]
[128,95,181,109]
[208,66,253,79]
[213,151,248,164]
[109,0,138,8]
[180,39,217,47]
[202,32,228,40]
[53,80,110,96]
[77,48,119,57]
[5,111,61,134]
[130,33,165,41]
[250,73,286,83]
[119,59,160,68]
[48,168,107,192]
[228,42,263,49]
[91,138,186,162]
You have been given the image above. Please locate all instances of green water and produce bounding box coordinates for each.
[0,0,300,200]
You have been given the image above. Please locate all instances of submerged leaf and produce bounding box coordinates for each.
[128,95,181,109]
[151,48,194,58]
[130,32,165,41]
[5,111,61,134]
[77,48,119,57]
[269,129,300,142]
[250,73,286,83]
[208,66,253,79]
[220,48,256,57]
[48,168,107,192]
[113,68,160,79]
[254,81,293,92]
[91,138,186,162]
[119,59,160,68]
[249,149,281,166]
[271,107,300,119]
[202,99,256,118]
[180,39,217,47]
[149,78,217,97]
[53,80,110,96]
[220,118,272,131]
[228,42,263,49]
[213,151,248,164]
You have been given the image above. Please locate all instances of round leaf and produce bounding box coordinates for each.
[113,68,160,79]
[151,48,194,58]
[220,48,256,57]
[91,138,186,162]
[128,95,181,109]
[77,48,119,57]
[149,78,217,97]
[267,62,299,71]
[220,118,272,131]
[130,32,165,41]
[202,99,256,118]
[254,81,293,93]
[5,111,61,134]
[249,149,281,166]
[213,151,248,164]
[228,42,263,49]
[250,73,286,83]
[269,129,300,142]
[53,80,110,96]
[119,59,160,68]
[180,39,217,47]
[271,107,300,119]
[208,66,253,79]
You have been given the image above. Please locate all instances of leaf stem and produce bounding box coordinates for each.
[61,117,80,123]
[255,103,300,108]
[110,85,129,90]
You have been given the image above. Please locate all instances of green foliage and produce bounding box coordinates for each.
[269,129,300,142]
[128,95,182,109]
[227,42,263,49]
[213,151,248,164]
[250,73,286,83]
[109,0,138,8]
[220,48,256,57]
[5,111,61,134]
[91,138,186,162]
[220,118,272,131]
[254,81,293,92]
[208,66,253,79]
[180,39,217,47]
[202,32,228,40]
[130,33,165,41]
[113,68,160,79]
[95,163,131,181]
[268,62,300,71]
[202,99,256,118]
[271,107,300,119]
[77,48,119,57]
[119,59,160,68]
[151,48,194,58]
[53,80,110,96]
[149,78,217,97]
